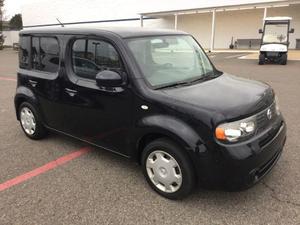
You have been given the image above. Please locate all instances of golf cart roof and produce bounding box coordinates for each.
[264,17,292,21]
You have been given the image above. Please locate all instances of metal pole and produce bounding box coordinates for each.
[210,9,216,52]
[174,14,178,30]
[263,7,267,26]
[140,15,144,27]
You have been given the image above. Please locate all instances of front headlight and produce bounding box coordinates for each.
[215,116,256,142]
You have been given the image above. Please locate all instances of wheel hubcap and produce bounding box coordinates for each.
[20,107,36,135]
[146,150,182,193]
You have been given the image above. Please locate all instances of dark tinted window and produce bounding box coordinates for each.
[40,37,60,72]
[31,37,40,70]
[72,39,122,80]
[31,36,59,73]
[19,36,30,69]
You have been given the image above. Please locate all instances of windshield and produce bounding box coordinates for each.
[263,23,288,44]
[127,35,216,88]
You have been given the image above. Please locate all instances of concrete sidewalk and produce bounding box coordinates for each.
[239,50,300,60]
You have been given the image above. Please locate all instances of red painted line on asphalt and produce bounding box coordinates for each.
[0,147,92,192]
[0,76,17,82]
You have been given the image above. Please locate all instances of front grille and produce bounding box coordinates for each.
[256,102,277,132]
[266,52,279,57]
[259,122,282,147]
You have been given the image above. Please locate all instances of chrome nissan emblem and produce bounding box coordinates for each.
[267,109,272,120]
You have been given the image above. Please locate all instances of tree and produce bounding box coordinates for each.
[9,13,22,30]
[0,0,4,49]
[0,0,4,32]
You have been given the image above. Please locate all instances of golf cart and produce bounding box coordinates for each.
[258,17,294,65]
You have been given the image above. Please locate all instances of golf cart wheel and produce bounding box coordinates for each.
[259,54,265,65]
[280,53,287,65]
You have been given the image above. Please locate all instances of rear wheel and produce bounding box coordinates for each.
[19,102,47,140]
[259,53,265,65]
[141,138,195,199]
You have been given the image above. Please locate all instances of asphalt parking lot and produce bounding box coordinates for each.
[0,49,299,225]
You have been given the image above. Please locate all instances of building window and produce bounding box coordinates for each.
[19,36,30,69]
[72,39,122,80]
[31,36,59,73]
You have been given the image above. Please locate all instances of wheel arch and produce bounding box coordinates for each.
[133,115,207,164]
[14,86,39,120]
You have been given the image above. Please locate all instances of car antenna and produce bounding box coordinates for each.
[56,18,65,27]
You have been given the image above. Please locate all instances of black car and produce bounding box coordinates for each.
[15,27,286,199]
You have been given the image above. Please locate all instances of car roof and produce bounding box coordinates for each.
[20,27,188,38]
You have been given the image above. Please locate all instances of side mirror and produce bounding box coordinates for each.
[289,28,294,33]
[258,29,263,34]
[95,70,123,87]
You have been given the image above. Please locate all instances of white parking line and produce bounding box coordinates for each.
[225,54,248,59]
[239,55,249,59]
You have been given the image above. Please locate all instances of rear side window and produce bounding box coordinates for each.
[31,37,60,73]
[72,39,122,80]
[32,37,40,70]
[19,36,30,69]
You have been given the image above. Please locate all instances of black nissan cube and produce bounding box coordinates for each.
[15,27,286,199]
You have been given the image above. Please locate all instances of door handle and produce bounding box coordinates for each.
[29,79,38,87]
[65,88,77,97]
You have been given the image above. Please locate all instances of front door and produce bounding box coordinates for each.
[61,37,133,156]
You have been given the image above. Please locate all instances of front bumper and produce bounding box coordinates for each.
[194,118,286,190]
[260,51,287,60]
[220,120,286,190]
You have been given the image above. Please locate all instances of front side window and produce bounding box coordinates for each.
[127,35,215,89]
[263,23,288,44]
[19,36,30,69]
[72,39,122,80]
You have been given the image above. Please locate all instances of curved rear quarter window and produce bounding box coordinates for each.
[19,36,30,69]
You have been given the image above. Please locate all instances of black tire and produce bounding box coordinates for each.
[259,53,265,65]
[141,138,195,199]
[19,102,47,140]
[280,53,287,65]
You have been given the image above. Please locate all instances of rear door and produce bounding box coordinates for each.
[19,35,65,130]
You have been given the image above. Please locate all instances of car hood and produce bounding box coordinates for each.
[160,74,274,122]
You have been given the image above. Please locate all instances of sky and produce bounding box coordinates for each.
[2,0,22,19]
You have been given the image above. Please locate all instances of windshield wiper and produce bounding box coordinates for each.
[155,72,220,90]
[184,72,218,84]
[155,81,190,90]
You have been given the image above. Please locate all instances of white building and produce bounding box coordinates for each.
[22,0,300,50]
[3,31,19,46]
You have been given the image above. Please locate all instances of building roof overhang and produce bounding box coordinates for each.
[140,0,300,17]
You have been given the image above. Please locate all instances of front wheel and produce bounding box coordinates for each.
[141,138,195,199]
[259,53,265,65]
[280,53,287,65]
